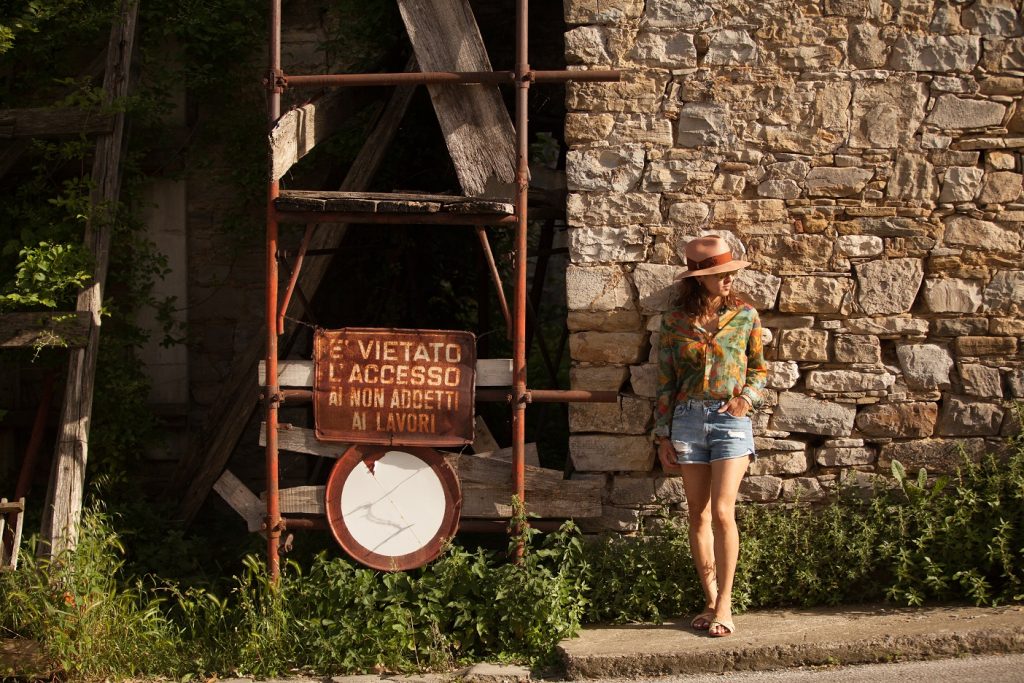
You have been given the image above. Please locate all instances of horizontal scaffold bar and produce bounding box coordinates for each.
[282,69,620,89]
[273,211,517,225]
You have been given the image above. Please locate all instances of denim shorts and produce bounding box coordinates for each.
[670,399,756,465]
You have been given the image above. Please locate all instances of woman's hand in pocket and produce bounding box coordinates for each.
[657,438,684,475]
[718,397,750,418]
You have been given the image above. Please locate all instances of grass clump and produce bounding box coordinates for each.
[2,423,1023,679]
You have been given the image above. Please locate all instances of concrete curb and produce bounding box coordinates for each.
[557,605,1024,679]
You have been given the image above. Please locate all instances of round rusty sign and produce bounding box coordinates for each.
[324,444,461,571]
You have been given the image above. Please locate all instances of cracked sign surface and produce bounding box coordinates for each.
[325,445,461,570]
[313,328,476,447]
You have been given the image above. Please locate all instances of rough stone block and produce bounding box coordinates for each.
[977,171,1023,204]
[963,1,1024,37]
[578,505,641,533]
[569,225,649,264]
[733,269,782,310]
[841,316,930,337]
[633,263,686,313]
[565,26,611,64]
[805,167,874,197]
[747,235,835,273]
[570,434,654,472]
[608,476,657,505]
[712,199,788,224]
[833,334,881,364]
[777,329,830,362]
[926,95,1007,129]
[836,235,884,257]
[568,309,643,332]
[566,146,645,192]
[806,370,895,393]
[643,0,714,28]
[879,437,988,474]
[738,475,783,502]
[566,265,635,311]
[922,278,984,313]
[816,446,877,467]
[850,80,928,149]
[897,344,954,390]
[936,395,1005,436]
[779,276,852,314]
[983,270,1024,315]
[566,192,661,228]
[939,166,984,203]
[666,200,711,226]
[749,451,809,476]
[854,258,924,315]
[565,113,616,145]
[569,396,652,434]
[676,102,734,147]
[886,153,937,202]
[781,477,827,502]
[630,363,659,398]
[956,335,1018,356]
[771,392,857,436]
[767,361,800,389]
[565,0,644,24]
[629,30,697,67]
[959,363,1003,398]
[704,28,757,66]
[570,331,648,364]
[855,401,938,438]
[889,35,981,72]
[571,365,630,391]
[933,317,990,337]
[944,216,1022,252]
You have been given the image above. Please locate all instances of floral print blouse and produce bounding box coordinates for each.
[653,302,768,437]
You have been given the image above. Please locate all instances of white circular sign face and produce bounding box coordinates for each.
[338,449,447,557]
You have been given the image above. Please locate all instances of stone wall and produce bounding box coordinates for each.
[562,0,1024,531]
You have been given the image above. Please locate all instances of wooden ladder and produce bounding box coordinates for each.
[1,498,26,570]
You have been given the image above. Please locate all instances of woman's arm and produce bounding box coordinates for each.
[653,316,677,438]
[740,310,767,408]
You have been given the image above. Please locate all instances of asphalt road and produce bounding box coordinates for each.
[590,653,1024,683]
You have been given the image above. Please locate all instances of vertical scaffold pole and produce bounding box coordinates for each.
[265,0,283,582]
[511,0,530,556]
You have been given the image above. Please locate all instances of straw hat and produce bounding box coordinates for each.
[680,235,751,278]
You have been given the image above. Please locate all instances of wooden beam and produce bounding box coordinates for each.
[0,107,115,139]
[473,442,541,468]
[39,0,139,558]
[212,470,264,532]
[269,89,349,181]
[0,312,91,349]
[257,358,514,387]
[396,0,516,197]
[173,76,417,523]
[268,459,601,519]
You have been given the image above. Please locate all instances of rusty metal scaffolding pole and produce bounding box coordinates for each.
[265,0,283,583]
[511,0,530,557]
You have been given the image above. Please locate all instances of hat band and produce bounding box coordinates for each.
[686,252,733,272]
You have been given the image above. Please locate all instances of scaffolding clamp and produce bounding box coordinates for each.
[263,68,287,93]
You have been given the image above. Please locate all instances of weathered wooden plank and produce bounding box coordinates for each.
[260,486,322,515]
[0,312,91,349]
[259,423,544,472]
[473,443,541,468]
[397,0,516,197]
[274,190,513,215]
[259,422,349,458]
[212,470,264,533]
[269,89,349,181]
[40,0,139,558]
[174,71,417,524]
[1,498,26,569]
[271,475,602,519]
[258,358,514,387]
[0,107,115,138]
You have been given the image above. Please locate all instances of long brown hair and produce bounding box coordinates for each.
[675,276,743,320]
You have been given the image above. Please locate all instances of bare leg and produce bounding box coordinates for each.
[709,455,749,635]
[680,464,716,623]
